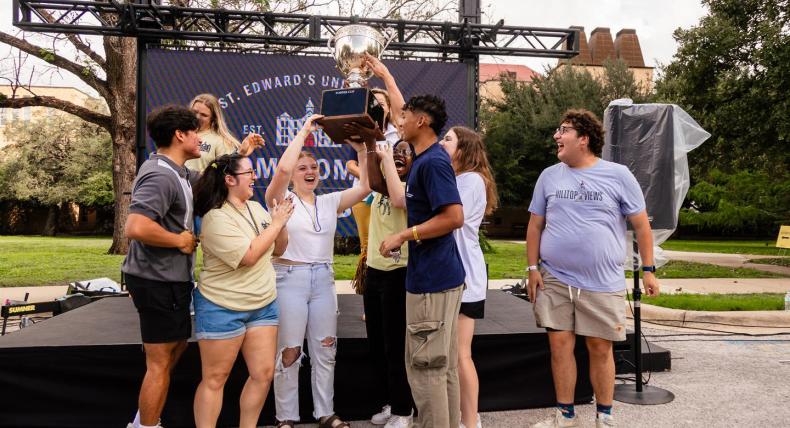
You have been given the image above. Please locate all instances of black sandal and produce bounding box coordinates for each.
[318,414,350,428]
[276,420,296,428]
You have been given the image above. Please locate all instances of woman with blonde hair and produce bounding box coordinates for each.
[265,114,371,428]
[440,125,498,428]
[186,93,264,172]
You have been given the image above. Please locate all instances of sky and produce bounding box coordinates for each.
[0,1,708,96]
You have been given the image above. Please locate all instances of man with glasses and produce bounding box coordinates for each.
[527,109,660,428]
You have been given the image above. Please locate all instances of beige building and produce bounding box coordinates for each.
[0,85,106,148]
[557,26,654,90]
[479,63,540,102]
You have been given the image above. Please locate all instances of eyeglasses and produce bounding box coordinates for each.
[232,169,255,178]
[394,147,412,157]
[555,126,576,135]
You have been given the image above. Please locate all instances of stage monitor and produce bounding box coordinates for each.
[143,48,469,236]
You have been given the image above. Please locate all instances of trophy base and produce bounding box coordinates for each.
[319,87,386,144]
[317,114,386,144]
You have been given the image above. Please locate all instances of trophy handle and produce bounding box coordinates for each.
[326,33,335,50]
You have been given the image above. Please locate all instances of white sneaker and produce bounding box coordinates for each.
[596,412,615,427]
[384,414,413,428]
[460,414,482,428]
[371,405,392,425]
[530,409,579,428]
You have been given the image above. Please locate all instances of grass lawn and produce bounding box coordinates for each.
[638,293,786,311]
[0,236,785,287]
[0,236,125,287]
[749,257,790,267]
[661,239,783,256]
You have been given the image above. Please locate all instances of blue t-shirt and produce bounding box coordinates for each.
[528,159,646,292]
[405,143,465,293]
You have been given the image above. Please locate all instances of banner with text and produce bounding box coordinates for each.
[145,48,469,236]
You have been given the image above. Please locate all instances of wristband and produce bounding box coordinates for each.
[412,226,421,245]
[642,265,656,273]
[526,265,539,272]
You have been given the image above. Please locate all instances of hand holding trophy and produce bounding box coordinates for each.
[317,25,393,144]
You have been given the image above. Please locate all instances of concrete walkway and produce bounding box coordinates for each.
[663,249,790,275]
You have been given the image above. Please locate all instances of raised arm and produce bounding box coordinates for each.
[265,114,323,208]
[366,53,405,121]
[365,140,387,195]
[337,140,371,213]
[376,144,406,208]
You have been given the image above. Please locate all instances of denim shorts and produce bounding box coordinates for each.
[193,288,279,340]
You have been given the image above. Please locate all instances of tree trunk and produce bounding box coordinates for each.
[105,36,138,255]
[42,203,60,236]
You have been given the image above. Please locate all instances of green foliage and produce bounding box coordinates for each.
[661,239,782,255]
[654,0,789,178]
[0,115,113,207]
[679,169,790,235]
[482,60,652,206]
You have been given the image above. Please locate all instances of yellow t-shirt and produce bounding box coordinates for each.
[366,186,408,271]
[185,130,238,173]
[199,201,276,311]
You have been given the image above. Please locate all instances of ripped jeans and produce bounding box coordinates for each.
[273,263,338,421]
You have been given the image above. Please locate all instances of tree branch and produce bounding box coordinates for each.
[0,31,110,101]
[0,96,111,130]
[37,9,107,70]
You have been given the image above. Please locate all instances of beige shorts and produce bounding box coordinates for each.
[533,269,627,342]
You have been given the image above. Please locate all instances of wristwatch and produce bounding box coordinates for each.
[526,265,539,272]
[642,265,657,273]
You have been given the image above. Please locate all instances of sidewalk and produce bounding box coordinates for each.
[663,249,790,276]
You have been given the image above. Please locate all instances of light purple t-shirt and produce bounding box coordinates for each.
[528,159,646,292]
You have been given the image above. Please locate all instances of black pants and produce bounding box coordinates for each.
[363,266,414,416]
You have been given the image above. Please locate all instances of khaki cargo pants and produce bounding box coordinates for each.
[405,284,464,428]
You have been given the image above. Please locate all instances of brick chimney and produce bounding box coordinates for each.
[589,27,615,65]
[563,26,593,65]
[614,28,645,67]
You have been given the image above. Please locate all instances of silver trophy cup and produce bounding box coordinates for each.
[317,24,393,144]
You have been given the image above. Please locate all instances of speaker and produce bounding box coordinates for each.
[603,104,677,230]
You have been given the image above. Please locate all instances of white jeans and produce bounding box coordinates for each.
[273,263,338,421]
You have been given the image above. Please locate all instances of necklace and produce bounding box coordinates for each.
[228,201,260,236]
[295,193,322,232]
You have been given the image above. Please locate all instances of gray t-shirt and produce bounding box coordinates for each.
[121,154,196,283]
[528,159,645,292]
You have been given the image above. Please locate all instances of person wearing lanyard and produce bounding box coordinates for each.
[191,153,293,428]
[123,106,201,428]
[265,114,370,428]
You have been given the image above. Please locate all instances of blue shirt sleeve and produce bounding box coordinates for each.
[528,169,548,216]
[618,166,647,216]
[422,153,461,212]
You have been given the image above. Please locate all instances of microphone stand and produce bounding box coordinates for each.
[614,240,674,404]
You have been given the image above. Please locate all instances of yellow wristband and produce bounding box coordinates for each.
[412,226,421,244]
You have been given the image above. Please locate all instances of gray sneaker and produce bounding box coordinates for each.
[384,413,413,428]
[596,412,615,427]
[530,409,579,428]
[371,405,392,425]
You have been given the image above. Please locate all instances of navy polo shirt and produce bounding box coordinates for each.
[405,143,465,293]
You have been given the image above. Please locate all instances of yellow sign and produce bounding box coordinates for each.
[8,305,35,314]
[777,225,790,249]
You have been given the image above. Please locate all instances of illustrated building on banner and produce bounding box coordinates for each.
[276,99,339,147]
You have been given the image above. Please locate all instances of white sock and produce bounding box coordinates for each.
[140,424,158,428]
[131,410,140,428]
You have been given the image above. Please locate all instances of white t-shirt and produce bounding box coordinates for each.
[453,172,488,303]
[275,190,343,263]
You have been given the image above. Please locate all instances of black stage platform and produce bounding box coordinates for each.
[0,291,668,428]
